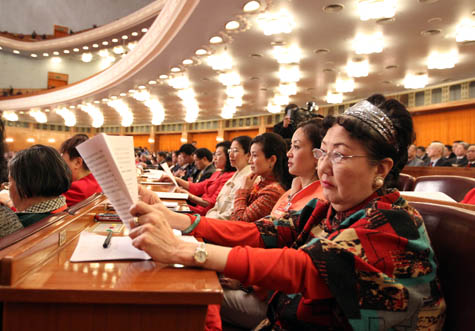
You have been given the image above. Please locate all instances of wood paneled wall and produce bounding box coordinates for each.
[4,126,79,152]
[155,133,182,152]
[189,132,218,151]
[224,129,259,141]
[412,105,475,147]
[131,135,152,149]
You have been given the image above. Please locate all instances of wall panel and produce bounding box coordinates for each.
[156,133,181,152]
[189,132,218,151]
[130,135,151,149]
[224,129,259,141]
[4,126,76,151]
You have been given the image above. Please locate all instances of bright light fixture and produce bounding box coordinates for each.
[138,85,146,90]
[27,138,35,143]
[257,9,295,35]
[148,80,157,85]
[455,19,475,42]
[131,32,138,37]
[353,32,384,54]
[335,77,355,93]
[92,44,99,48]
[159,74,168,79]
[79,104,104,128]
[112,38,119,43]
[403,73,428,89]
[243,1,260,12]
[13,50,20,54]
[51,57,62,64]
[127,42,137,51]
[102,41,109,46]
[144,99,165,125]
[81,53,93,62]
[30,53,38,58]
[73,48,79,52]
[141,28,148,33]
[108,100,133,127]
[346,58,369,77]
[43,53,49,57]
[55,107,77,127]
[5,138,14,143]
[82,46,89,50]
[121,35,128,40]
[278,83,297,96]
[226,85,245,98]
[195,49,207,55]
[427,50,459,69]
[218,72,241,86]
[113,46,125,55]
[53,51,60,55]
[326,91,343,104]
[99,49,109,57]
[272,44,301,64]
[119,92,127,97]
[168,75,190,89]
[29,109,47,123]
[182,59,193,65]
[131,90,150,102]
[207,52,233,71]
[210,36,223,44]
[170,67,181,72]
[48,138,56,143]
[63,50,70,54]
[2,111,18,122]
[272,94,290,106]
[278,65,300,83]
[357,0,397,21]
[267,102,281,114]
[225,21,240,30]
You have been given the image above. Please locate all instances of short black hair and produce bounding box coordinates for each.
[215,141,235,172]
[231,136,252,154]
[193,148,213,162]
[178,143,196,156]
[417,146,426,152]
[297,118,324,149]
[158,151,167,158]
[9,145,72,199]
[59,134,90,170]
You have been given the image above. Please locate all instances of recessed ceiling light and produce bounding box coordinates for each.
[93,100,100,104]
[53,51,60,55]
[110,95,118,100]
[102,98,109,102]
[128,89,136,93]
[30,53,37,58]
[148,80,157,85]
[250,76,260,80]
[225,20,240,30]
[112,38,119,43]
[102,41,109,46]
[314,48,330,54]
[250,53,262,58]
[323,68,334,73]
[382,80,392,84]
[428,17,442,24]
[69,106,75,109]
[81,53,93,62]
[0,46,2,50]
[209,36,223,44]
[385,65,399,70]
[243,1,260,12]
[44,109,50,112]
[195,49,207,55]
[131,32,138,37]
[260,88,267,91]
[13,50,20,54]
[141,28,148,33]
[182,59,193,65]
[138,85,146,89]
[119,92,127,97]
[92,43,99,48]
[418,0,439,3]
[83,46,89,50]
[121,35,128,40]
[421,29,441,36]
[73,48,80,52]
[63,49,70,54]
[171,67,181,72]
[159,74,168,79]
[43,53,49,57]
[19,111,25,114]
[323,4,344,13]
[376,17,395,24]
[270,40,286,46]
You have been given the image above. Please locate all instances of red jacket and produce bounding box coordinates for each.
[63,173,102,207]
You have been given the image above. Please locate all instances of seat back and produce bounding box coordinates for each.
[396,173,416,191]
[409,202,475,331]
[414,175,475,201]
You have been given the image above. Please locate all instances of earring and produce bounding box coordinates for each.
[373,176,384,189]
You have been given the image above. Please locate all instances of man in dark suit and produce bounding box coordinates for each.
[426,142,451,167]
[449,142,469,167]
[192,148,216,183]
[466,144,475,168]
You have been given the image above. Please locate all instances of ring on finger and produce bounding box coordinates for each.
[133,217,139,226]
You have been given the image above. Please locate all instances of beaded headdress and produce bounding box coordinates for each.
[344,100,397,147]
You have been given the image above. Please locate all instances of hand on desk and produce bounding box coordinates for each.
[138,185,162,205]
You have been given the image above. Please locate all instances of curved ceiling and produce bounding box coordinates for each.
[1,0,475,127]
[0,0,155,35]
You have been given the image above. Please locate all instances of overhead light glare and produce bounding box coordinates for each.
[98,49,110,57]
[353,32,384,54]
[73,48,80,52]
[225,20,240,30]
[112,46,125,55]
[43,53,49,57]
[427,50,459,69]
[243,1,260,12]
[168,75,190,89]
[346,58,369,77]
[455,19,475,42]
[257,9,295,35]
[159,74,168,79]
[29,109,47,123]
[210,36,223,44]
[170,67,181,72]
[272,44,301,64]
[92,44,99,48]
[267,102,281,114]
[357,0,397,21]
[148,80,157,85]
[335,77,355,93]
[278,65,300,83]
[326,91,343,104]
[182,59,193,65]
[207,52,233,71]
[63,49,70,54]
[79,104,104,128]
[55,107,77,127]
[13,50,20,54]
[81,52,93,62]
[131,32,138,37]
[102,41,109,46]
[51,57,62,64]
[278,83,297,96]
[30,53,38,58]
[108,99,133,127]
[2,111,19,122]
[82,46,89,50]
[195,49,207,55]
[112,38,119,43]
[218,72,241,86]
[403,73,428,89]
[141,28,148,33]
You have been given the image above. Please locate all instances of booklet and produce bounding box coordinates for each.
[76,133,138,228]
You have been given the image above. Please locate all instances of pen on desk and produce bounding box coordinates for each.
[103,230,113,248]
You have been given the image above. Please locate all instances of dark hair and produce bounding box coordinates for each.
[178,143,196,156]
[215,141,235,172]
[59,134,90,170]
[158,151,167,158]
[251,132,292,190]
[417,146,426,152]
[444,144,452,152]
[297,118,324,149]
[193,148,213,162]
[322,94,414,190]
[165,155,172,162]
[0,119,8,182]
[9,145,72,199]
[231,136,252,154]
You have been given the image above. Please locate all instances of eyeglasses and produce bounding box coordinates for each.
[227,148,242,154]
[312,148,369,165]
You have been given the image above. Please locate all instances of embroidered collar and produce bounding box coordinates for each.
[22,196,67,214]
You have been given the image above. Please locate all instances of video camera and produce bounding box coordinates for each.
[287,101,322,127]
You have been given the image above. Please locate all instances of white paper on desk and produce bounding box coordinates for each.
[76,134,138,228]
[161,162,179,189]
[163,201,179,208]
[155,191,189,200]
[70,231,151,262]
[143,169,164,179]
[401,191,456,202]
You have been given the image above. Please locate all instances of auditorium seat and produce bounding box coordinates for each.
[396,173,416,191]
[414,175,475,201]
[409,202,475,331]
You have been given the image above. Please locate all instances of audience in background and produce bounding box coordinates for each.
[416,146,430,164]
[170,151,180,173]
[206,136,252,220]
[406,144,425,166]
[443,144,452,160]
[449,141,469,167]
[272,104,298,140]
[175,144,196,181]
[467,144,475,167]
[192,148,216,183]
[231,132,292,222]
[9,145,71,228]
[426,142,451,167]
[60,134,102,207]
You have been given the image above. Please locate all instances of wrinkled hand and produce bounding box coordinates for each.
[138,185,162,205]
[219,277,241,290]
[242,173,258,191]
[129,202,182,264]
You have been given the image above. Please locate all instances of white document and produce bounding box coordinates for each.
[161,162,179,189]
[155,191,189,200]
[70,231,151,262]
[142,169,164,179]
[163,201,179,208]
[401,191,456,202]
[76,134,138,228]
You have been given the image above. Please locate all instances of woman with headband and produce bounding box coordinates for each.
[129,94,446,330]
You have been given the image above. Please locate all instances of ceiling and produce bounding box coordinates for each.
[2,0,475,127]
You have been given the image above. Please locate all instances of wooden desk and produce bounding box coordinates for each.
[402,194,475,212]
[402,166,475,178]
[0,201,222,331]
